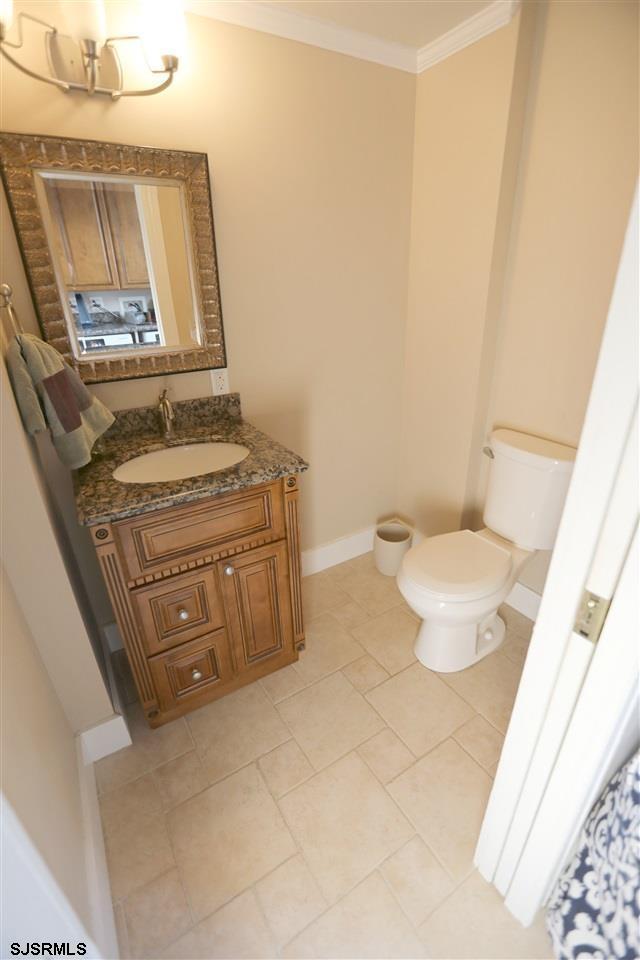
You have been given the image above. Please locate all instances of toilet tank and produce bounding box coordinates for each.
[483,429,576,550]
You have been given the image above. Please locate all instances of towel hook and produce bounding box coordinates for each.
[0,282,24,335]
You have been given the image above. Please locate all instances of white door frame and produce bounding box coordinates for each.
[475,187,639,922]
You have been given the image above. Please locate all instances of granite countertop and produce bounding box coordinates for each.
[74,394,308,526]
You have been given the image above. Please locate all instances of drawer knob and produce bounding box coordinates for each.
[224,565,235,576]
[191,668,203,681]
[177,608,190,621]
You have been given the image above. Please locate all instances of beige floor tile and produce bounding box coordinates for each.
[279,752,413,903]
[302,570,350,621]
[168,763,296,920]
[327,553,405,617]
[388,739,492,883]
[329,598,371,630]
[113,902,130,959]
[501,630,531,668]
[96,704,193,794]
[277,671,385,770]
[282,871,428,959]
[153,751,208,811]
[418,871,553,959]
[258,739,314,798]
[358,728,415,784]
[256,855,327,948]
[352,608,419,675]
[453,715,504,773]
[342,654,390,693]
[100,775,175,903]
[187,683,290,783]
[100,773,163,838]
[259,663,306,704]
[380,836,454,927]
[160,888,276,959]
[366,663,474,757]
[499,603,535,640]
[294,613,364,686]
[122,868,192,958]
[440,651,523,733]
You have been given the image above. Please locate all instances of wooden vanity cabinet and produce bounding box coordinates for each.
[90,476,304,727]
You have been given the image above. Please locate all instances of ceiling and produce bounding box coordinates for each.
[255,0,494,50]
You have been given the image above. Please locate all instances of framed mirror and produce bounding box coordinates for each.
[0,133,226,383]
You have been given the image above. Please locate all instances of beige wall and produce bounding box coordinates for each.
[1,565,92,930]
[2,0,416,553]
[400,0,638,596]
[398,13,523,535]
[0,359,114,731]
[474,0,639,591]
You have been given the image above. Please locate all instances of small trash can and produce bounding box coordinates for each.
[374,519,413,577]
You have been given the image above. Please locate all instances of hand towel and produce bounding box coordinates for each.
[6,333,115,469]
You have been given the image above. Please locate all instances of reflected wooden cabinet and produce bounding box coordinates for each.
[91,477,305,727]
[43,178,149,291]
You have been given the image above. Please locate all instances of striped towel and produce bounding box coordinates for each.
[6,333,115,469]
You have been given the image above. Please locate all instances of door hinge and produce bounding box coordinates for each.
[574,590,611,643]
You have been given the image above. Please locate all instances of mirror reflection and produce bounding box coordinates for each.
[35,172,202,357]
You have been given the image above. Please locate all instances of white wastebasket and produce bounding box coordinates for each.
[374,520,413,577]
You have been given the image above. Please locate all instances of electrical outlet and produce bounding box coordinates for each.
[211,368,229,395]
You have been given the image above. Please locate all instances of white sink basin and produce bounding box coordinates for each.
[113,442,250,484]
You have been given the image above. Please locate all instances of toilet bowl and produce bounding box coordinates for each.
[398,429,576,673]
[398,529,531,672]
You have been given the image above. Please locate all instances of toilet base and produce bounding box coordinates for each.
[414,613,506,673]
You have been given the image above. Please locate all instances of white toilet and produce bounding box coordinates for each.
[397,429,576,673]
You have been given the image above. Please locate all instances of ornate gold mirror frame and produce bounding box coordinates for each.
[0,132,226,383]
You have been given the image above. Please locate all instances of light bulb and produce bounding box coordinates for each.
[139,0,186,70]
[0,0,14,33]
[60,0,107,45]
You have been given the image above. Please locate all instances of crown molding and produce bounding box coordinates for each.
[185,0,417,73]
[185,0,520,75]
[416,0,521,73]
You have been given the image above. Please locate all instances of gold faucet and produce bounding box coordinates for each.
[158,389,175,441]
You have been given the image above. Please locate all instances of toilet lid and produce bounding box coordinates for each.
[402,530,512,601]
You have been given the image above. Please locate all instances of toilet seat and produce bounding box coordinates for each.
[401,530,512,602]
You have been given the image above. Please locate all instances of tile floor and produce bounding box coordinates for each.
[100,553,553,960]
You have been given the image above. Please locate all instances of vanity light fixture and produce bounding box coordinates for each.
[0,0,185,99]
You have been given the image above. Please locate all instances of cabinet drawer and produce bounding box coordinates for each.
[149,629,233,712]
[133,569,225,656]
[115,481,285,582]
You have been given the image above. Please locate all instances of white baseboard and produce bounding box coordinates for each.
[76,740,119,958]
[79,713,131,765]
[506,581,541,621]
[301,526,376,576]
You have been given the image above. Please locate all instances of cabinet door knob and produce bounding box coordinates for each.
[191,668,203,681]
[177,608,190,621]
[224,565,235,576]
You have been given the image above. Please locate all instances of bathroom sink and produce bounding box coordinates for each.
[113,442,250,484]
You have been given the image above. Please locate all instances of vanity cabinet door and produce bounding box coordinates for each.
[218,541,295,676]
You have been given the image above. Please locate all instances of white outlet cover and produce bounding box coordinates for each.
[211,369,230,395]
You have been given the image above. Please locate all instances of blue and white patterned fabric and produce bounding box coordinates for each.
[546,748,640,959]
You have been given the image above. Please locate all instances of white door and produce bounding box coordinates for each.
[475,187,639,925]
